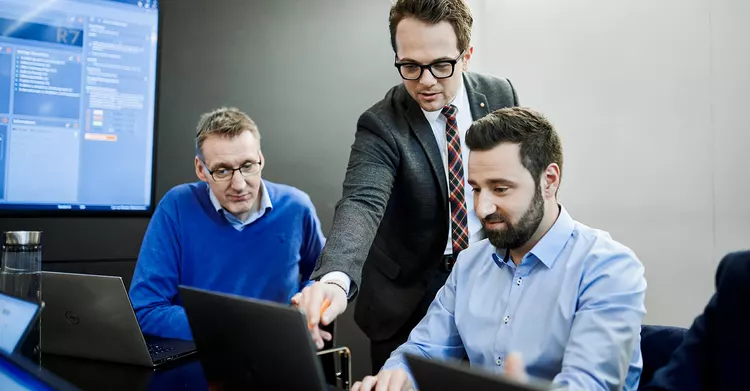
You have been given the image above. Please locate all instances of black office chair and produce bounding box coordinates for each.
[639,324,688,390]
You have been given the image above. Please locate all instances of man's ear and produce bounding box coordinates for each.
[195,156,208,182]
[462,46,474,71]
[542,163,561,199]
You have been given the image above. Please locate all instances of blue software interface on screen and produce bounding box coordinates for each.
[0,354,54,391]
[0,0,158,211]
[0,293,38,354]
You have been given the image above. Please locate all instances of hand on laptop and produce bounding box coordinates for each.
[351,369,415,391]
[291,281,347,349]
[504,352,529,383]
[349,353,526,391]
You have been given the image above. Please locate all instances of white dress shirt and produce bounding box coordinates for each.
[420,77,482,254]
[322,78,482,294]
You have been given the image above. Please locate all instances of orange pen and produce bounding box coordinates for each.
[308,298,331,329]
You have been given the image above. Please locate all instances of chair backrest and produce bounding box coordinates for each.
[639,325,688,388]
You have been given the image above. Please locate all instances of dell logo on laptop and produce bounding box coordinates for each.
[64,311,80,325]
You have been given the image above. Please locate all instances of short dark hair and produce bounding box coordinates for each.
[195,107,260,157]
[388,0,473,55]
[465,107,564,186]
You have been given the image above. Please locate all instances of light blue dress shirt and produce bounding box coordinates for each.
[383,206,647,391]
[208,180,273,231]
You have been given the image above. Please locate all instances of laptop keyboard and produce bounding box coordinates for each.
[148,343,175,356]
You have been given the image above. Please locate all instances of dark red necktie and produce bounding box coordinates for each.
[441,104,469,256]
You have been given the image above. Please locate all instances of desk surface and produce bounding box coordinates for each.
[40,353,345,391]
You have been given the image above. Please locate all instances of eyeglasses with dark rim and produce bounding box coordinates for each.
[394,51,464,80]
[201,158,262,182]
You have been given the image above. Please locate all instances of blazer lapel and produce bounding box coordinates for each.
[464,73,491,120]
[405,100,448,206]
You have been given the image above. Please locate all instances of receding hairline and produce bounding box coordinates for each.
[195,128,261,158]
[194,107,261,157]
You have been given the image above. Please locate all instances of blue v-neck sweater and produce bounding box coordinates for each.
[129,181,325,340]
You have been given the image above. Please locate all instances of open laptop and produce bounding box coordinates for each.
[0,349,81,391]
[405,353,551,391]
[179,285,334,391]
[40,272,196,367]
[0,291,42,354]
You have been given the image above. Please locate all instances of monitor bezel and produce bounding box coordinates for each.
[0,0,162,217]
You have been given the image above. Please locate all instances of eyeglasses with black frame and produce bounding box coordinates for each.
[394,51,464,80]
[201,158,262,182]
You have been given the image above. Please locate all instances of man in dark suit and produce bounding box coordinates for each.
[292,0,518,373]
[643,249,750,391]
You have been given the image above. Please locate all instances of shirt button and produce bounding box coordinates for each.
[495,357,503,366]
[516,278,522,285]
[503,316,510,324]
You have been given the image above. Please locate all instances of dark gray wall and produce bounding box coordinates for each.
[2,0,402,380]
[154,0,399,378]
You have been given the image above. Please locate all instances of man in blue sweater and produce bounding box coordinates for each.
[129,107,326,340]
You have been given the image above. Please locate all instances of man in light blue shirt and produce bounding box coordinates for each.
[352,107,647,391]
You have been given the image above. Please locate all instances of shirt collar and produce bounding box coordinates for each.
[207,180,273,218]
[491,205,575,269]
[421,76,468,123]
[528,205,575,268]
